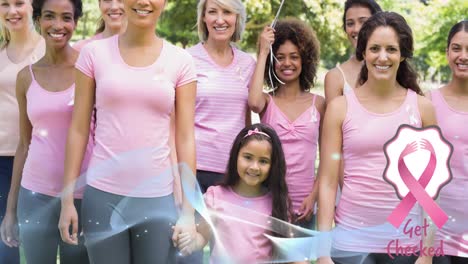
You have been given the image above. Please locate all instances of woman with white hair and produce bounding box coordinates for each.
[187,0,255,196]
[181,1,254,261]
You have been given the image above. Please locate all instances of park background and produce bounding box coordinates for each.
[74,0,467,87]
[5,0,468,263]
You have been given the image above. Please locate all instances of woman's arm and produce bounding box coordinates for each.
[316,97,346,264]
[0,68,32,247]
[59,70,95,245]
[248,26,274,114]
[415,95,437,264]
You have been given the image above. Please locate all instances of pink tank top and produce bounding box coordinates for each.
[335,89,422,253]
[431,89,468,257]
[260,94,320,212]
[21,65,93,198]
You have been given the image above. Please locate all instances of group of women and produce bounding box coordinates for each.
[0,0,466,263]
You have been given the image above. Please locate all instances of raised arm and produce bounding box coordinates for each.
[0,68,33,247]
[59,70,95,245]
[248,26,274,114]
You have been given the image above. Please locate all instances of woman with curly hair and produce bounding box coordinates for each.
[249,18,325,229]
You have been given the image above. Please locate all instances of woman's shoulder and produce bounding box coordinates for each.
[234,47,255,64]
[163,39,194,60]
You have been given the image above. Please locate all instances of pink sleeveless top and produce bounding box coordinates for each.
[260,94,320,212]
[431,89,468,257]
[21,65,93,198]
[335,89,422,253]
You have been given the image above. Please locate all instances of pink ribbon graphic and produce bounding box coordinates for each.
[387,140,448,228]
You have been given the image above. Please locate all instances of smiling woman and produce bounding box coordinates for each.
[58,0,198,263]
[73,0,126,51]
[249,18,325,231]
[317,12,438,264]
[0,0,44,262]
[0,0,91,263]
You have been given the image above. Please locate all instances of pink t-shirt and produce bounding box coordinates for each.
[260,94,320,212]
[187,43,255,174]
[335,89,422,253]
[72,33,104,52]
[431,89,468,257]
[0,39,45,156]
[76,35,196,197]
[205,186,272,263]
[21,66,93,198]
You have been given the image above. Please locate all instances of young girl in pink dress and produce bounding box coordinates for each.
[175,123,291,263]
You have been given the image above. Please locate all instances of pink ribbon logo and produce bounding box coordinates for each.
[384,125,453,229]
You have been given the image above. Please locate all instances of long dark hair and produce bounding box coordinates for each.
[447,20,468,48]
[342,0,382,31]
[356,11,422,95]
[221,123,291,223]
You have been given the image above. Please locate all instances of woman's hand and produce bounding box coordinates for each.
[259,26,275,56]
[58,202,79,245]
[0,212,19,247]
[297,193,315,221]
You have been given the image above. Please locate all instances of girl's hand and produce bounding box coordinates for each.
[317,256,334,264]
[58,203,79,245]
[172,214,196,248]
[259,26,275,56]
[0,212,19,247]
[297,193,315,221]
[177,232,204,256]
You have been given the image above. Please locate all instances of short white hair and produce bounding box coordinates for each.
[196,0,246,42]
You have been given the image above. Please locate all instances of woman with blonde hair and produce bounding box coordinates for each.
[73,0,126,51]
[0,0,44,262]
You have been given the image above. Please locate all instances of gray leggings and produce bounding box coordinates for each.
[331,250,418,264]
[17,187,89,264]
[82,185,178,264]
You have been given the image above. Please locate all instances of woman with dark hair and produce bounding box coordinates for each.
[175,123,291,263]
[0,0,91,262]
[0,0,44,261]
[431,20,468,264]
[249,18,325,229]
[324,0,382,101]
[58,0,197,262]
[73,0,126,51]
[318,12,436,264]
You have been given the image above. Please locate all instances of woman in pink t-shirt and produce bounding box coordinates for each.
[73,0,126,51]
[0,0,91,262]
[249,18,325,229]
[0,0,44,262]
[58,0,197,263]
[431,20,468,264]
[317,12,437,264]
[175,123,292,263]
[187,0,255,194]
